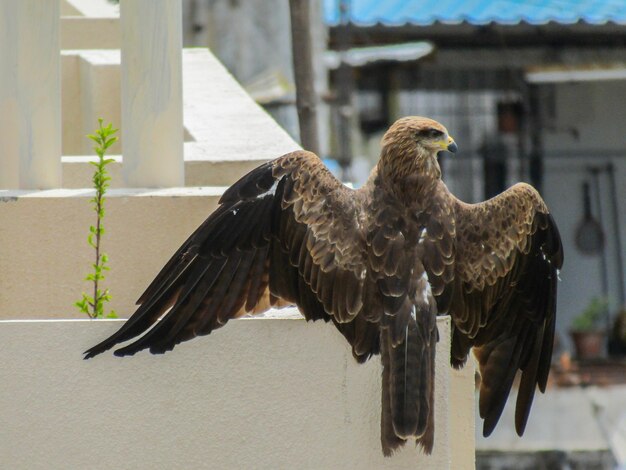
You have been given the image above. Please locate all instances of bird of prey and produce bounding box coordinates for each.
[85,116,563,456]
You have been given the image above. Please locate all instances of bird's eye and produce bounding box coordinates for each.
[416,128,444,139]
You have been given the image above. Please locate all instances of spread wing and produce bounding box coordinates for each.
[84,151,374,359]
[447,183,563,437]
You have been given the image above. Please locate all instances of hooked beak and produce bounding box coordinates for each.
[447,136,457,153]
[437,135,457,154]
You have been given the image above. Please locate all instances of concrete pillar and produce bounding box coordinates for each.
[0,0,61,190]
[121,0,184,188]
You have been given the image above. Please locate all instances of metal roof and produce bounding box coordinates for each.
[323,0,626,27]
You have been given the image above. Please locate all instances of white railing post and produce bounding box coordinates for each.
[120,0,184,188]
[0,0,61,190]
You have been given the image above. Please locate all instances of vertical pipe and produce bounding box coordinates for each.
[607,163,626,307]
[289,0,320,155]
[336,0,353,179]
[0,0,61,189]
[121,0,184,188]
[590,168,610,336]
[528,85,544,193]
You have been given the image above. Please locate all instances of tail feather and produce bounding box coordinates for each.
[415,320,437,453]
[380,336,405,456]
[380,312,436,456]
[389,323,421,438]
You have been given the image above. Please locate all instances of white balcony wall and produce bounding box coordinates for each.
[120,0,184,188]
[0,0,61,189]
[0,315,475,469]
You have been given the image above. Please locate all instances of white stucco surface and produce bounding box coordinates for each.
[181,49,300,160]
[121,0,184,188]
[62,0,118,17]
[61,17,120,49]
[0,315,475,469]
[0,0,62,189]
[62,155,278,188]
[0,188,223,319]
[4,43,297,319]
[60,48,299,185]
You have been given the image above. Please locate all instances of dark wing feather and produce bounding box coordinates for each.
[447,182,563,437]
[270,153,379,361]
[84,151,375,360]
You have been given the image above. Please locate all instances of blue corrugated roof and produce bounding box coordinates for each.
[323,0,626,27]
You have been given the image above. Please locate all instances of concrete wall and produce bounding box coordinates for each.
[61,155,273,189]
[120,0,185,188]
[60,49,299,181]
[62,0,118,17]
[0,0,62,190]
[202,0,330,153]
[61,17,120,49]
[0,188,222,319]
[541,80,626,346]
[544,80,626,154]
[61,50,123,156]
[542,156,626,348]
[0,315,475,470]
[3,42,296,321]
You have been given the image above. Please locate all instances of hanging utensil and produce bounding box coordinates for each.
[575,180,605,255]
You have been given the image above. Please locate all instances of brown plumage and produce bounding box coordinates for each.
[85,116,563,456]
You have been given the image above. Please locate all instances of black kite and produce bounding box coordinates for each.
[85,116,563,456]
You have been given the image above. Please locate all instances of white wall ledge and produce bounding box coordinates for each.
[60,152,276,188]
[0,315,474,469]
[0,186,227,199]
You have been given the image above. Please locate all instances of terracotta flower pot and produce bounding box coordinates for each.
[570,330,605,360]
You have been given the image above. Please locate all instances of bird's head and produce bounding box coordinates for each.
[381,116,457,163]
[376,116,458,198]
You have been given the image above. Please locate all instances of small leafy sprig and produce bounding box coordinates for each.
[75,119,118,319]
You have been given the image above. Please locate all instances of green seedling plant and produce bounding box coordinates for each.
[75,119,118,319]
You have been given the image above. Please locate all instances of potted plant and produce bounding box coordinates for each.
[569,296,608,360]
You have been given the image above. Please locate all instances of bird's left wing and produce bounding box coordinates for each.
[84,151,370,359]
[447,183,563,437]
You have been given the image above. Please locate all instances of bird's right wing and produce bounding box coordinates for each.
[84,151,373,359]
[449,183,563,437]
